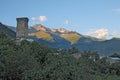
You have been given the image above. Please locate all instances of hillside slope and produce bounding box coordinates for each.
[73,37,120,56]
[27,24,120,56]
[5,23,120,56]
[0,22,16,39]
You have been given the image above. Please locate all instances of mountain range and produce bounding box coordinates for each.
[0,22,16,39]
[0,22,120,56]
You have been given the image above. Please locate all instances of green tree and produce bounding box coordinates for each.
[69,47,79,54]
[110,53,120,58]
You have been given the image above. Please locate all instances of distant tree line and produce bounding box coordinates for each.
[110,53,120,58]
[0,33,120,80]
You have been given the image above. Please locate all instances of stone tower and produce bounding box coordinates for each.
[16,17,29,39]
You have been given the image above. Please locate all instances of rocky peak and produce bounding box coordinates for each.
[58,28,69,33]
[50,28,57,33]
[50,28,71,34]
[32,24,77,34]
[33,24,47,31]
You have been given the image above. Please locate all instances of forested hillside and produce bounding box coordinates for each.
[0,22,16,39]
[0,33,120,80]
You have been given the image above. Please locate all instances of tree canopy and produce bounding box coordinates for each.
[0,33,120,80]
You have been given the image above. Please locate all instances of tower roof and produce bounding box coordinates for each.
[16,17,29,22]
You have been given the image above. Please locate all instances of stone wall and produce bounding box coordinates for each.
[16,17,29,39]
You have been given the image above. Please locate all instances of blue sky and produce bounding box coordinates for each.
[0,0,120,39]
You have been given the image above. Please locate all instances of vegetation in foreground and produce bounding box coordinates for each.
[0,33,120,80]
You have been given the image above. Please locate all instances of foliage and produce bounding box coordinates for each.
[69,47,79,54]
[0,23,16,39]
[0,33,120,80]
[110,53,120,58]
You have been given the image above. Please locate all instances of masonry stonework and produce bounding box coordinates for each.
[16,17,29,39]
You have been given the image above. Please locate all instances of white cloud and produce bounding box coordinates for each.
[31,17,36,20]
[87,29,109,39]
[39,16,47,22]
[31,16,47,22]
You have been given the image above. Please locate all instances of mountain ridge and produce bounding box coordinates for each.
[1,22,120,56]
[28,24,101,44]
[0,22,16,39]
[28,24,120,55]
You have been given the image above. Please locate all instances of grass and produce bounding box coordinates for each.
[29,31,54,42]
[60,33,82,44]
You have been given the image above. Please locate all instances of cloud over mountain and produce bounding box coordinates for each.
[87,29,109,39]
[31,17,36,20]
